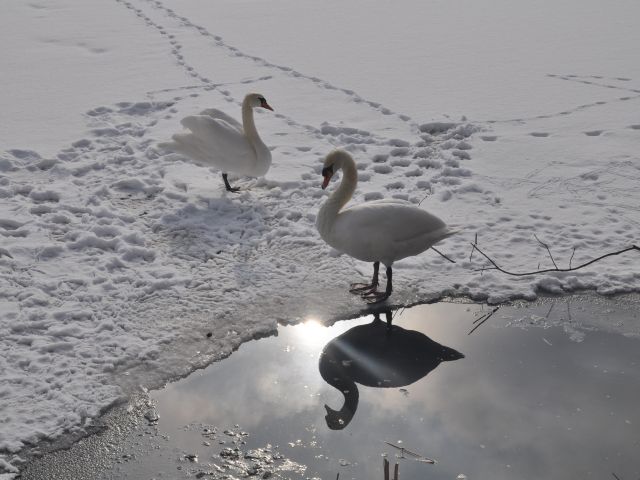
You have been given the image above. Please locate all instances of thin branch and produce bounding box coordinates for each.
[468,307,500,335]
[392,307,406,321]
[611,473,622,480]
[569,247,576,269]
[431,247,456,263]
[470,240,640,277]
[469,233,478,262]
[534,234,558,269]
[384,441,436,464]
[545,303,555,319]
[418,190,433,206]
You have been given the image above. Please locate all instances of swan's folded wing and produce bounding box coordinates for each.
[177,115,256,165]
[338,203,450,243]
[198,108,243,133]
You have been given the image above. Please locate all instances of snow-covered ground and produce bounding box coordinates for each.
[1,0,639,474]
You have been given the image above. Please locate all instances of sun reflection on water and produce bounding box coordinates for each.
[293,318,335,348]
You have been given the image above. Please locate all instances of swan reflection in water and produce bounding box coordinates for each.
[318,309,464,430]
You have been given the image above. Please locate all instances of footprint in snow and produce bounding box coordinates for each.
[530,132,550,138]
[584,130,603,136]
[480,135,497,142]
[373,164,392,174]
[390,158,411,167]
[390,147,409,157]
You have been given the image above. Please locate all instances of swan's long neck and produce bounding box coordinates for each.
[316,155,358,237]
[319,349,359,430]
[242,100,264,148]
[324,376,359,430]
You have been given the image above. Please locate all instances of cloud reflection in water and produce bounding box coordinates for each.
[150,301,640,480]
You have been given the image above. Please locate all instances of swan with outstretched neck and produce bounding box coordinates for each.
[160,93,273,192]
[316,149,457,303]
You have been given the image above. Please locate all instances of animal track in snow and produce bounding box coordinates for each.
[548,73,640,94]
[452,150,471,160]
[390,158,411,167]
[373,164,393,174]
[481,74,640,125]
[583,130,603,136]
[127,0,422,130]
[385,181,405,190]
[530,132,550,138]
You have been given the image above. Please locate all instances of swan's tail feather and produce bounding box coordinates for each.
[158,133,212,166]
[158,140,178,152]
[423,226,458,248]
[442,227,460,239]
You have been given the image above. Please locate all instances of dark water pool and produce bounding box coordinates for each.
[21,298,640,479]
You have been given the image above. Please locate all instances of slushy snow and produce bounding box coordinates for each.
[1,0,639,474]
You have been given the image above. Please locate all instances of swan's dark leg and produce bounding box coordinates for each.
[222,173,240,193]
[384,309,393,329]
[363,266,392,304]
[371,309,393,331]
[349,261,379,294]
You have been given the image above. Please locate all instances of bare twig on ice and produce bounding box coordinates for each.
[533,234,558,269]
[469,233,478,262]
[384,441,436,464]
[431,246,456,263]
[469,235,639,277]
[569,247,576,269]
[468,306,500,335]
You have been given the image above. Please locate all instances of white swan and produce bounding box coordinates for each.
[316,150,457,303]
[160,93,273,192]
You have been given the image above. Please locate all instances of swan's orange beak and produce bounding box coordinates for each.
[321,174,332,190]
[261,99,274,111]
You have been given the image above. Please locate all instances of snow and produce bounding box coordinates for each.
[1,0,640,473]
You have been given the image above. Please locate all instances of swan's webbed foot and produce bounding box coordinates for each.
[361,265,392,304]
[350,261,380,295]
[362,290,391,304]
[222,173,240,193]
[349,282,378,294]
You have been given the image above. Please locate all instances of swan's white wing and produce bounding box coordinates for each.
[164,115,256,174]
[198,108,243,133]
[358,198,411,207]
[330,202,454,263]
[338,203,448,242]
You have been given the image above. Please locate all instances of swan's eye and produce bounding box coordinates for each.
[322,165,334,177]
[258,97,266,102]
